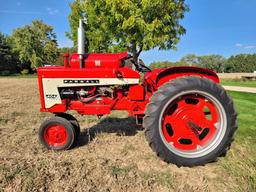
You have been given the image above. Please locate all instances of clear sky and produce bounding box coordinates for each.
[0,0,256,64]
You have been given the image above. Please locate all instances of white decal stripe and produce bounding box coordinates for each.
[42,78,139,108]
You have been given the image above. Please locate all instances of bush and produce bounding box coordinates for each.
[0,70,11,76]
[149,61,188,70]
[20,69,29,75]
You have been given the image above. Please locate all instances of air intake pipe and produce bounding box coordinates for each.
[78,19,85,68]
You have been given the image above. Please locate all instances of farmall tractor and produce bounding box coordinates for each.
[37,19,237,167]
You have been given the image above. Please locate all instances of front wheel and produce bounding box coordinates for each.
[39,117,75,150]
[55,113,80,139]
[143,76,237,167]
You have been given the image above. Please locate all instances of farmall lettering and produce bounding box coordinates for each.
[63,79,100,84]
[36,19,237,167]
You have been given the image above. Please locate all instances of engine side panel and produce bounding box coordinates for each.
[37,66,140,111]
[42,78,139,109]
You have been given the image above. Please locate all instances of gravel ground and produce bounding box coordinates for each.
[223,86,256,93]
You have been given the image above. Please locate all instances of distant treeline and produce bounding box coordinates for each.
[0,20,75,76]
[1,20,256,75]
[149,54,256,73]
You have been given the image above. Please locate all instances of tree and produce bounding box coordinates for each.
[68,0,189,62]
[0,33,19,74]
[11,20,59,70]
[197,55,226,73]
[180,54,199,66]
[54,47,76,66]
[225,54,256,73]
[180,54,226,72]
[149,60,188,70]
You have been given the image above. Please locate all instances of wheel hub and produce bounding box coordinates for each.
[162,94,220,152]
[44,124,68,147]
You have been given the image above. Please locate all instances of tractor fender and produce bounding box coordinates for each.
[153,66,220,88]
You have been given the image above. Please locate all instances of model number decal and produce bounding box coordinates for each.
[63,80,100,84]
[46,94,58,99]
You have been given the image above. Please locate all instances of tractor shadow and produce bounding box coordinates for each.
[77,117,143,146]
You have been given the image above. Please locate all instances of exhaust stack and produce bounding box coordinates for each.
[78,19,85,68]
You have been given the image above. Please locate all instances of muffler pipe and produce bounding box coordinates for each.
[78,19,85,68]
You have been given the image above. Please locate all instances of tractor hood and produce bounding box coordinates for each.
[69,52,129,69]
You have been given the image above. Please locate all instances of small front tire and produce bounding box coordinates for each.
[39,117,75,150]
[55,113,80,139]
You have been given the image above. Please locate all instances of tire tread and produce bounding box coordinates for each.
[143,76,237,167]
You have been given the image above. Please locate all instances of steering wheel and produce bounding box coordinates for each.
[125,56,151,73]
[138,59,151,72]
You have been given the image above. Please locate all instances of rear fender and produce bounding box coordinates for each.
[155,66,220,88]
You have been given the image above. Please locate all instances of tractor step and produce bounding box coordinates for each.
[136,115,144,125]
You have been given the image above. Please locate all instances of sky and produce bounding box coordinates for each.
[0,0,256,64]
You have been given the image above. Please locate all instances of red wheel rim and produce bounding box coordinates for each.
[44,124,68,147]
[161,92,226,157]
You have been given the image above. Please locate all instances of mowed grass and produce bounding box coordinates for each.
[0,78,255,192]
[2,75,256,86]
[0,74,37,78]
[218,91,256,192]
[221,79,256,87]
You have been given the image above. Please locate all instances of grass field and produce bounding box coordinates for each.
[221,79,256,87]
[0,78,255,192]
[0,74,37,79]
[2,74,256,87]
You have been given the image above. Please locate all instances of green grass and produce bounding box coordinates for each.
[220,91,256,191]
[0,74,37,78]
[221,79,256,87]
[228,91,256,140]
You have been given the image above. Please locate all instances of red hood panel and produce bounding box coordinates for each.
[70,52,129,69]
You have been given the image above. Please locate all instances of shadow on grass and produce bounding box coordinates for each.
[77,117,143,146]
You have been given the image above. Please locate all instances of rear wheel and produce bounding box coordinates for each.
[143,76,237,167]
[39,117,75,150]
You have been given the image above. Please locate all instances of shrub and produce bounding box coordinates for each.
[0,70,11,76]
[20,69,29,75]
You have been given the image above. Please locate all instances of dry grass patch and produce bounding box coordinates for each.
[0,78,255,192]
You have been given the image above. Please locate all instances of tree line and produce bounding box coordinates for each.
[68,0,189,62]
[1,18,255,75]
[1,0,189,75]
[67,0,255,73]
[0,20,74,75]
[149,54,256,73]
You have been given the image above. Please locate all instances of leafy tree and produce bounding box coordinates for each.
[197,55,226,73]
[11,20,59,70]
[68,0,189,62]
[54,47,76,66]
[225,54,256,73]
[180,54,199,66]
[67,0,89,51]
[149,60,188,70]
[180,54,226,72]
[0,33,18,74]
[0,33,12,70]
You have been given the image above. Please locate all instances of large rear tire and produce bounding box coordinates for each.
[143,76,237,167]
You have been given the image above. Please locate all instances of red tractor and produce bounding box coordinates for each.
[37,20,237,167]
